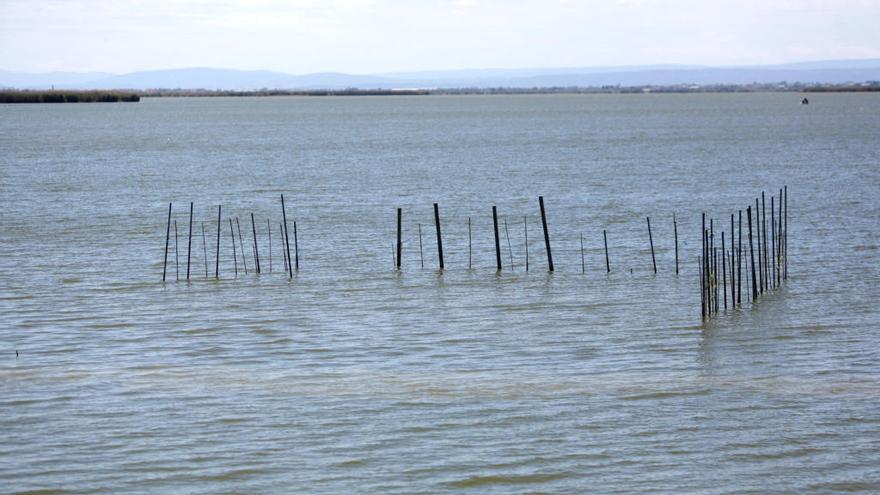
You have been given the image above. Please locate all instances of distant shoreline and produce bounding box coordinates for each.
[2,83,878,102]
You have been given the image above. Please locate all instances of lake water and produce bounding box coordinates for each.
[1,94,879,493]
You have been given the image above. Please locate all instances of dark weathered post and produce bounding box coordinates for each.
[433,203,444,270]
[700,257,705,319]
[702,213,709,315]
[771,195,776,288]
[186,202,193,280]
[174,220,179,281]
[215,205,221,279]
[673,213,679,275]
[396,208,402,270]
[267,219,272,273]
[737,210,742,305]
[538,196,553,272]
[236,218,248,274]
[580,233,585,274]
[729,214,735,306]
[784,185,788,280]
[251,213,261,274]
[229,218,238,278]
[418,223,424,269]
[163,202,172,282]
[492,205,502,271]
[504,218,514,270]
[722,232,727,311]
[748,206,757,301]
[756,198,763,294]
[603,229,610,273]
[647,216,656,274]
[201,222,208,278]
[281,195,292,277]
[280,222,287,273]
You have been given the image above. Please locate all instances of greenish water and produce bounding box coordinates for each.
[1,94,879,493]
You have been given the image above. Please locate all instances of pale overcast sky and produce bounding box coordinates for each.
[2,0,879,74]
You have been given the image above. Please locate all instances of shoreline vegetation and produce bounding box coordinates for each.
[2,83,878,103]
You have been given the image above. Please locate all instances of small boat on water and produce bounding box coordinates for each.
[801,97,809,105]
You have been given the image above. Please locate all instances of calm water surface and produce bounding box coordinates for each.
[1,94,879,493]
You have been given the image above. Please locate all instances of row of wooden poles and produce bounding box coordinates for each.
[162,195,301,281]
[392,196,675,275]
[700,186,788,319]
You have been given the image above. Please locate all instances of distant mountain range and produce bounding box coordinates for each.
[3,60,880,90]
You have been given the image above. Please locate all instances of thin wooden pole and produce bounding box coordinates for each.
[762,191,768,291]
[748,206,757,301]
[201,221,208,278]
[700,256,705,319]
[186,202,193,280]
[722,232,727,311]
[174,220,179,281]
[492,205,502,271]
[784,185,788,280]
[229,218,238,278]
[433,203,444,270]
[729,214,735,306]
[215,205,221,279]
[711,218,716,313]
[281,195,292,277]
[737,210,742,305]
[673,213,679,275]
[756,198,763,294]
[236,217,248,274]
[163,202,171,282]
[603,229,610,273]
[293,221,299,270]
[396,208,402,270]
[418,223,424,269]
[647,216,656,274]
[280,222,287,273]
[771,195,776,289]
[538,196,553,272]
[524,216,529,272]
[504,218,514,271]
[251,213,261,274]
[703,213,709,315]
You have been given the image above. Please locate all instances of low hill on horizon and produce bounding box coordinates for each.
[3,59,880,91]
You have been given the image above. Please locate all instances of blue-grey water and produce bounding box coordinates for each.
[1,94,879,493]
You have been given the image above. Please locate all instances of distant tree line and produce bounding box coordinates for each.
[0,90,140,103]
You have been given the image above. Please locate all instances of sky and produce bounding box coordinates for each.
[2,0,879,74]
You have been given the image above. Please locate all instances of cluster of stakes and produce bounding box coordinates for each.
[700,186,789,320]
[161,190,789,321]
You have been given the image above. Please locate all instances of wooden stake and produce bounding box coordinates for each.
[771,195,776,289]
[186,202,193,280]
[433,203,444,270]
[396,208,402,270]
[603,229,610,273]
[229,218,238,278]
[418,223,424,269]
[722,232,727,311]
[673,213,679,275]
[251,213,261,274]
[748,206,757,301]
[504,218,514,271]
[538,196,553,272]
[281,195,292,277]
[201,221,208,278]
[647,216,656,274]
[580,233,585,274]
[163,202,171,282]
[493,205,502,271]
[280,222,287,273]
[730,214,735,306]
[784,185,788,280]
[738,210,742,305]
[762,191,768,291]
[700,256,705,319]
[756,198,763,294]
[236,217,248,274]
[215,205,221,279]
[174,220,179,281]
